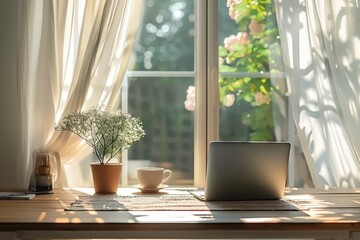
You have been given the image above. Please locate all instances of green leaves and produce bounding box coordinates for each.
[220,0,281,141]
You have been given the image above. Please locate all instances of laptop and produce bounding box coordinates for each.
[192,141,290,201]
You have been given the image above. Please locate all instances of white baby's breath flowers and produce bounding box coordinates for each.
[55,106,145,164]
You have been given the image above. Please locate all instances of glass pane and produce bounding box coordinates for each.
[218,0,313,187]
[218,0,286,141]
[126,77,194,186]
[130,0,195,71]
[123,0,196,186]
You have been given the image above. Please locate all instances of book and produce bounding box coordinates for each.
[0,192,35,200]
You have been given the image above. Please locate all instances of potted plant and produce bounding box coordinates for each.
[55,106,145,194]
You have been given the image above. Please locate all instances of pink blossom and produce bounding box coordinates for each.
[249,19,264,35]
[255,92,271,105]
[227,0,243,20]
[224,32,250,52]
[219,57,224,66]
[226,0,243,7]
[184,85,195,111]
[223,94,235,107]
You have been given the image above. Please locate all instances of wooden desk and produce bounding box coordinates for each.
[2,188,360,240]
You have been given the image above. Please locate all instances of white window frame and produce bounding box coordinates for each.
[195,0,296,187]
[194,0,219,187]
[120,0,216,187]
[121,0,295,188]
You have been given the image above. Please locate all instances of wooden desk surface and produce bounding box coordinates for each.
[2,188,360,239]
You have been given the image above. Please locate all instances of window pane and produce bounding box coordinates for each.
[218,0,286,141]
[217,0,313,187]
[130,0,195,71]
[126,77,194,186]
[123,0,196,186]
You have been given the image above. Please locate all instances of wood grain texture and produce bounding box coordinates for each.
[1,188,360,239]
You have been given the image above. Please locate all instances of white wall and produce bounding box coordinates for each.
[0,0,26,189]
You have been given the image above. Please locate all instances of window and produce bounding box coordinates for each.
[121,0,195,186]
[119,0,311,187]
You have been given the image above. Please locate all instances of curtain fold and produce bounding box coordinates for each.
[275,0,360,188]
[17,0,143,189]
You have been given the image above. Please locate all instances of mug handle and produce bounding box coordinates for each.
[161,169,172,184]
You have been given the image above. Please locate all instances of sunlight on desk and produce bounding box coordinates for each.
[240,217,281,223]
[38,212,46,221]
[94,217,104,223]
[133,211,214,222]
[1,188,360,240]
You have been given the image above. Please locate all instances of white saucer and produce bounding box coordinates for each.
[134,184,168,193]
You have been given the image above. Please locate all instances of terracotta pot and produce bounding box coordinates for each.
[90,163,122,194]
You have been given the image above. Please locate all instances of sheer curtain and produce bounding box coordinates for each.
[275,0,360,188]
[17,0,142,189]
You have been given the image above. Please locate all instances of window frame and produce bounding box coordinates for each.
[194,0,219,187]
[199,0,296,187]
[121,0,295,188]
[120,0,215,187]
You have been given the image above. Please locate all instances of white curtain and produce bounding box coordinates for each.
[275,0,360,188]
[17,0,142,189]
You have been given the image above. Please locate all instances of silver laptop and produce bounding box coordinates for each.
[192,141,290,201]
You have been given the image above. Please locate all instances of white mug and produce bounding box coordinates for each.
[137,167,172,188]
